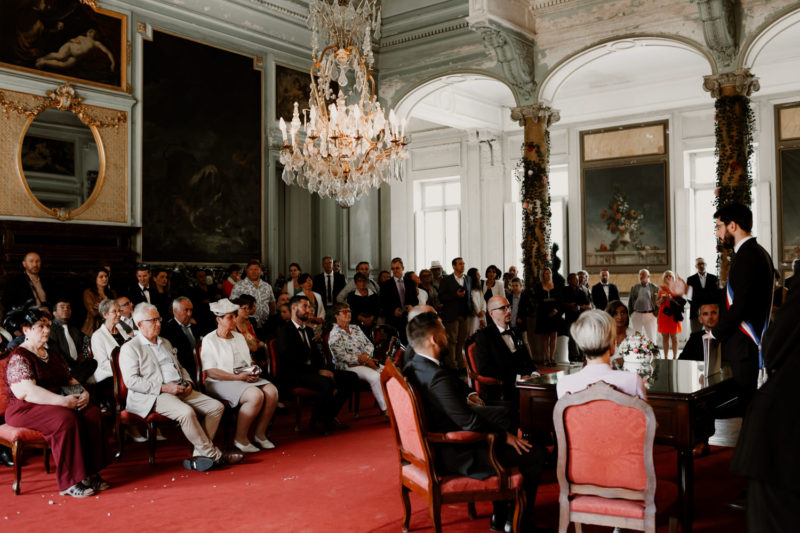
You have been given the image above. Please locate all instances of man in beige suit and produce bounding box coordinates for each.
[119,303,244,471]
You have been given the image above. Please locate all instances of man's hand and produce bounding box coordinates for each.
[161,382,185,395]
[505,432,532,455]
[665,275,688,297]
[357,353,371,365]
[467,393,484,406]
[456,288,466,297]
[178,381,193,397]
[318,369,334,379]
[394,307,403,317]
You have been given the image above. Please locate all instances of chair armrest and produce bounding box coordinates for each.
[475,375,503,386]
[426,431,487,443]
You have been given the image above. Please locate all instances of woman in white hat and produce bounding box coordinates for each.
[201,298,279,452]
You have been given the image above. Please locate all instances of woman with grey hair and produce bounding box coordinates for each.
[555,310,646,399]
[91,298,130,385]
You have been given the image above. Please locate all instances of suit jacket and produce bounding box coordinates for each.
[628,282,660,316]
[49,319,88,362]
[118,316,137,335]
[91,324,131,382]
[678,329,718,361]
[379,277,418,336]
[313,272,346,306]
[275,321,328,388]
[591,282,620,311]
[437,274,471,323]
[561,285,591,325]
[711,238,773,362]
[129,282,154,306]
[686,273,720,319]
[119,334,192,418]
[473,325,537,402]
[1,273,50,310]
[161,318,202,381]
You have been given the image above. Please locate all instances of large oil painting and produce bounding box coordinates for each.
[779,148,800,263]
[0,1,127,91]
[582,162,669,270]
[142,31,262,262]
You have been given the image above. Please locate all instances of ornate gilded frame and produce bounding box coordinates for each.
[775,101,800,265]
[1,82,126,220]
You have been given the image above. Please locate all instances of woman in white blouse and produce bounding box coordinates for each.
[90,298,130,385]
[327,303,387,415]
[467,267,487,336]
[200,299,279,453]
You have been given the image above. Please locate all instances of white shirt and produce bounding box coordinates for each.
[145,337,182,383]
[734,235,753,254]
[556,362,646,400]
[496,324,516,353]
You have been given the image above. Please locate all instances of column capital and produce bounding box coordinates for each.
[510,104,560,128]
[702,69,760,99]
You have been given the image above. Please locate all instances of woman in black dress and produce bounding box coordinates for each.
[533,267,562,366]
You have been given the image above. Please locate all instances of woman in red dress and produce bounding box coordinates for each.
[3,308,109,497]
[657,270,684,359]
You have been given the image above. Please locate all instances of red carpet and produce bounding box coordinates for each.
[0,393,745,532]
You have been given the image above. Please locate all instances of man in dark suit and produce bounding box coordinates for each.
[474,296,539,408]
[784,258,799,294]
[686,257,720,332]
[312,256,345,312]
[116,296,137,335]
[437,257,471,371]
[562,273,592,362]
[2,251,50,311]
[679,303,720,361]
[403,310,547,533]
[590,269,620,311]
[48,297,96,386]
[160,296,201,380]
[379,257,417,343]
[129,264,153,306]
[276,295,358,434]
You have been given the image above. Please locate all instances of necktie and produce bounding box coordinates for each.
[63,324,78,360]
[302,327,311,348]
[142,286,150,303]
[326,274,332,305]
[397,278,405,305]
[182,324,196,349]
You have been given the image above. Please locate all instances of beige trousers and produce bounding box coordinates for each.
[154,389,224,460]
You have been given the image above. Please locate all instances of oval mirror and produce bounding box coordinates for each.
[19,107,103,218]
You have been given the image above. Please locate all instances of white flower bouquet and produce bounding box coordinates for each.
[617,332,658,364]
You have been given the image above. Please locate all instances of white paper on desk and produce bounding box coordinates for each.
[703,338,722,377]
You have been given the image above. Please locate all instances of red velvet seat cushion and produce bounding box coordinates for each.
[570,480,679,519]
[402,463,523,494]
[119,410,172,424]
[0,423,45,442]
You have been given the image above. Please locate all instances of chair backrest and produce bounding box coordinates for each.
[380,360,433,474]
[553,381,656,501]
[0,356,10,417]
[110,346,127,409]
[465,342,480,391]
[392,348,405,367]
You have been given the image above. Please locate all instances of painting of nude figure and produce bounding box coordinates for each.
[0,0,127,91]
[141,31,262,262]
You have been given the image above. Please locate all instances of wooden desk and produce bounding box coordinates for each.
[517,360,736,533]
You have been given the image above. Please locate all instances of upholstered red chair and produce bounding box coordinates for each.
[465,341,502,396]
[553,381,678,533]
[111,347,182,465]
[380,360,525,533]
[268,338,319,432]
[0,354,51,494]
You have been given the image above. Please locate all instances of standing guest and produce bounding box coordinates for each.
[313,256,346,313]
[556,310,646,399]
[419,269,441,312]
[508,277,533,336]
[116,296,137,336]
[282,263,303,295]
[686,257,719,332]
[562,273,591,361]
[82,267,114,336]
[482,265,505,304]
[119,303,244,471]
[3,308,109,497]
[298,273,325,325]
[151,268,172,321]
[628,269,659,342]
[467,267,486,335]
[783,258,799,294]
[161,297,202,380]
[508,265,518,281]
[90,298,131,387]
[605,300,634,352]
[231,260,277,331]
[405,271,426,306]
[657,270,684,360]
[429,260,444,290]
[49,298,96,387]
[378,270,391,284]
[222,265,241,298]
[327,303,387,415]
[201,299,279,453]
[380,258,416,342]
[438,257,471,370]
[189,269,218,333]
[1,251,49,311]
[336,261,380,302]
[534,268,562,367]
[231,295,267,361]
[402,310,547,533]
[591,269,620,312]
[772,269,784,313]
[347,272,381,331]
[333,260,341,274]
[577,270,592,307]
[129,264,153,306]
[679,303,719,361]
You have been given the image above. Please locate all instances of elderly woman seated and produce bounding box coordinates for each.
[200,299,279,453]
[91,298,131,387]
[556,310,647,399]
[327,302,387,415]
[3,308,109,497]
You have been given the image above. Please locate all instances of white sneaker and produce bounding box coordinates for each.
[155,429,167,441]
[127,428,147,443]
[254,436,276,450]
[234,440,260,453]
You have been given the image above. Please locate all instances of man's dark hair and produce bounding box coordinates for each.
[511,277,522,285]
[246,259,261,268]
[451,257,463,267]
[135,264,150,273]
[232,294,256,307]
[390,257,403,265]
[53,295,71,306]
[288,262,301,270]
[356,261,369,269]
[153,267,168,277]
[406,311,441,351]
[226,264,241,275]
[289,294,309,308]
[713,203,753,233]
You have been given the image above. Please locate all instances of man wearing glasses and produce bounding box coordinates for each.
[686,257,719,333]
[116,296,137,335]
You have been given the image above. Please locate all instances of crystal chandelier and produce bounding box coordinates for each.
[278,0,408,208]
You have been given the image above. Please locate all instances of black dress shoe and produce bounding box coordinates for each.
[216,451,245,466]
[0,447,14,467]
[183,456,215,472]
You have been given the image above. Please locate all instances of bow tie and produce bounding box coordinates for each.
[501,329,514,336]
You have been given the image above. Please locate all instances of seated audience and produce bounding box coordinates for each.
[49,298,96,387]
[116,296,137,335]
[222,264,241,298]
[346,272,380,330]
[161,296,201,380]
[119,303,244,471]
[327,303,387,415]
[402,309,547,532]
[282,263,303,296]
[605,300,635,366]
[151,268,172,320]
[201,299,279,452]
[556,310,646,399]
[336,261,380,302]
[90,298,131,387]
[3,307,109,497]
[82,267,114,336]
[680,303,720,361]
[231,295,267,362]
[1,251,50,311]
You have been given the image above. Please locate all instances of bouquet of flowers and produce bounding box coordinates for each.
[616,332,658,364]
[599,188,645,250]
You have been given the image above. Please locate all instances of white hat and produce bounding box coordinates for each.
[209,298,239,316]
[430,260,443,269]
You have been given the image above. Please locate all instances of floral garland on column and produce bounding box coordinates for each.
[516,134,551,289]
[713,94,756,273]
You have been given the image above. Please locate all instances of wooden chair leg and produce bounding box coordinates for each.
[147,422,157,466]
[400,485,411,533]
[512,490,526,533]
[574,523,582,533]
[11,441,22,495]
[429,494,443,533]
[467,502,477,519]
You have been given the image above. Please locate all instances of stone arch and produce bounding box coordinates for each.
[740,5,800,70]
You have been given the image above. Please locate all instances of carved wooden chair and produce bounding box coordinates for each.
[465,341,502,396]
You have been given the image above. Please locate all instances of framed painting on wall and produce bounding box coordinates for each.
[21,134,76,176]
[0,2,128,92]
[777,103,800,263]
[142,30,262,263]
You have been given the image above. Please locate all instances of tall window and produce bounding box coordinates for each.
[415,178,461,271]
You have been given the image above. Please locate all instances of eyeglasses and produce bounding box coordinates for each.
[140,317,162,323]
[697,262,706,266]
[120,301,132,307]
[490,305,511,312]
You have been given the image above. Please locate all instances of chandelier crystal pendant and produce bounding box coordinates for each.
[278,0,408,208]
